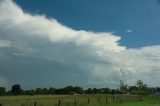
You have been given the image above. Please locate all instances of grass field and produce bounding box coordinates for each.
[0,95,160,106]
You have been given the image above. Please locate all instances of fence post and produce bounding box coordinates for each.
[88,98,90,104]
[117,97,120,104]
[106,97,108,103]
[98,97,100,104]
[74,98,77,106]
[112,96,115,102]
[58,100,61,106]
[153,95,156,104]
[34,101,37,106]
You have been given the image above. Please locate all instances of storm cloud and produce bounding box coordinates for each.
[0,0,160,88]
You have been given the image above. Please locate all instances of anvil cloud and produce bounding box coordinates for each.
[0,0,160,88]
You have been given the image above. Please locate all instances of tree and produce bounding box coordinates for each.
[120,80,128,91]
[97,88,103,94]
[35,88,42,94]
[136,80,149,95]
[93,88,98,94]
[136,80,147,90]
[111,89,115,95]
[86,88,93,94]
[156,87,160,92]
[11,84,23,95]
[42,88,49,95]
[49,87,55,94]
[0,87,6,95]
[103,88,111,94]
[63,86,74,94]
[129,86,138,94]
[129,86,138,91]
[55,88,63,94]
[74,86,83,94]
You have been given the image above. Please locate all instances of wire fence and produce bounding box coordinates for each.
[0,95,159,106]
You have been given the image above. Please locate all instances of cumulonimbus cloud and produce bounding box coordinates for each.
[0,0,160,88]
[0,76,8,87]
[0,40,11,48]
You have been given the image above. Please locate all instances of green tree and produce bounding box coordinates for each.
[129,86,138,94]
[63,86,74,94]
[111,89,115,95]
[120,80,128,91]
[74,86,83,94]
[86,88,93,94]
[156,87,160,92]
[42,88,49,94]
[0,87,6,95]
[129,86,138,91]
[93,88,98,94]
[11,84,23,95]
[35,88,42,94]
[24,90,34,95]
[55,88,64,94]
[103,88,111,94]
[136,80,149,95]
[49,87,55,94]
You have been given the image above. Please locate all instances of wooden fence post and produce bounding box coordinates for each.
[98,97,100,104]
[74,98,77,106]
[106,97,108,103]
[88,98,90,104]
[117,97,120,104]
[58,100,61,106]
[153,95,156,104]
[34,101,37,106]
[112,96,115,102]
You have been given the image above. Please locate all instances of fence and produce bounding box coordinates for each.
[0,95,159,106]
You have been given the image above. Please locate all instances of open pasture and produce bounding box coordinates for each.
[0,95,160,106]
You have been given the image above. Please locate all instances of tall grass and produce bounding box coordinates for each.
[0,95,159,106]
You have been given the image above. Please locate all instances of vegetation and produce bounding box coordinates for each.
[0,87,6,95]
[0,94,160,106]
[11,84,23,95]
[0,80,159,105]
[0,80,158,96]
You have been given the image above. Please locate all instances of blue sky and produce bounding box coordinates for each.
[15,0,160,48]
[0,0,160,89]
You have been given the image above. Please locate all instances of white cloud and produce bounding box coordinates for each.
[125,29,132,33]
[0,0,160,88]
[0,76,8,87]
[0,40,11,48]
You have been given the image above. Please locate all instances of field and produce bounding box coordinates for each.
[0,95,160,106]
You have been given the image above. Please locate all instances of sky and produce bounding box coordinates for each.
[0,0,160,89]
[15,0,160,48]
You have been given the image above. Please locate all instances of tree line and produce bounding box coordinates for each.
[0,80,160,96]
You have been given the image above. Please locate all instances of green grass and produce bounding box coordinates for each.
[0,95,160,106]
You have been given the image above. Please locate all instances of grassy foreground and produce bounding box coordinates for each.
[0,95,160,106]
